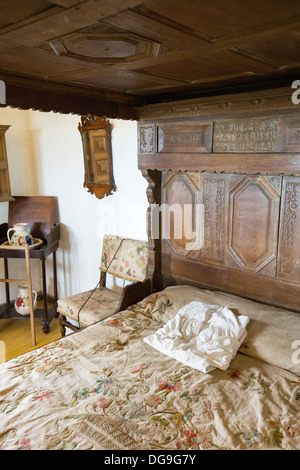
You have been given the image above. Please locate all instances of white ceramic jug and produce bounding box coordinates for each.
[14,285,37,316]
[7,223,34,246]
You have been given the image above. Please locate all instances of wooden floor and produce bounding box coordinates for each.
[0,315,61,363]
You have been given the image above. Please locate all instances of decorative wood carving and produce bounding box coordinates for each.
[200,174,228,263]
[137,87,296,121]
[140,169,162,292]
[138,114,300,175]
[228,175,279,272]
[78,116,116,199]
[278,118,300,152]
[138,124,156,154]
[278,176,300,282]
[213,118,278,153]
[44,30,160,64]
[139,92,300,312]
[161,171,201,255]
[264,175,282,195]
[158,122,212,153]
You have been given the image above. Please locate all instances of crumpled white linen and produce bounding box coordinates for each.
[144,301,249,373]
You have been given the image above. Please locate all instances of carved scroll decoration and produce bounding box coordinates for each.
[278,178,300,281]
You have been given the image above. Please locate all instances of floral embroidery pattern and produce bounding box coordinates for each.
[0,290,299,450]
[100,235,148,283]
[240,428,262,447]
[227,368,272,394]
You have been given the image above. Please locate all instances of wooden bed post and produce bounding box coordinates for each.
[141,169,163,293]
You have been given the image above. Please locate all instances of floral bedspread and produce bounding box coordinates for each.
[0,287,299,450]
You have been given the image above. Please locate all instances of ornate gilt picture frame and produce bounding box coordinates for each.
[78,116,116,199]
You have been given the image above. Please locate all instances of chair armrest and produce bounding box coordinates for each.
[117,278,152,312]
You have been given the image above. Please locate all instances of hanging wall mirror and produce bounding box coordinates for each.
[78,116,116,199]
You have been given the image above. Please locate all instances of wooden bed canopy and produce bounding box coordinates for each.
[137,86,300,313]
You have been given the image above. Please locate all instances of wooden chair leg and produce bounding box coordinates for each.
[59,314,66,337]
[25,244,36,347]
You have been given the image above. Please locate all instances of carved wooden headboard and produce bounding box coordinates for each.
[137,87,300,312]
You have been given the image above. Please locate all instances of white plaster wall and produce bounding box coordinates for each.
[0,107,148,305]
[0,107,40,300]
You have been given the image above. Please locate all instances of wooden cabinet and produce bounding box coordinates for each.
[0,125,13,202]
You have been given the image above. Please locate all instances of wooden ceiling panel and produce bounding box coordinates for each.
[65,69,187,92]
[38,26,162,65]
[0,1,148,52]
[241,32,300,68]
[143,0,300,38]
[0,0,299,115]
[0,46,90,78]
[0,0,54,30]
[101,9,208,50]
[138,50,276,84]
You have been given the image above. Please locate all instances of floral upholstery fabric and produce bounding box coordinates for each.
[58,235,148,327]
[100,234,148,283]
[1,285,300,450]
[57,287,121,327]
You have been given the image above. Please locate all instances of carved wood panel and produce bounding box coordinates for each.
[228,175,280,273]
[143,167,300,310]
[161,171,284,279]
[198,174,228,264]
[139,99,300,311]
[213,119,279,153]
[138,124,156,154]
[277,176,300,282]
[278,118,300,153]
[161,171,201,255]
[158,122,212,153]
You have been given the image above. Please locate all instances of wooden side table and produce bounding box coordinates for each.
[0,243,36,345]
[0,196,60,334]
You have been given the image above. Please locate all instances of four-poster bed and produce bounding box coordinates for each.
[0,87,300,450]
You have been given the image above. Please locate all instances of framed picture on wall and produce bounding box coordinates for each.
[78,116,116,199]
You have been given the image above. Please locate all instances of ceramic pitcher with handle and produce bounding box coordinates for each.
[7,223,34,246]
[14,285,37,316]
